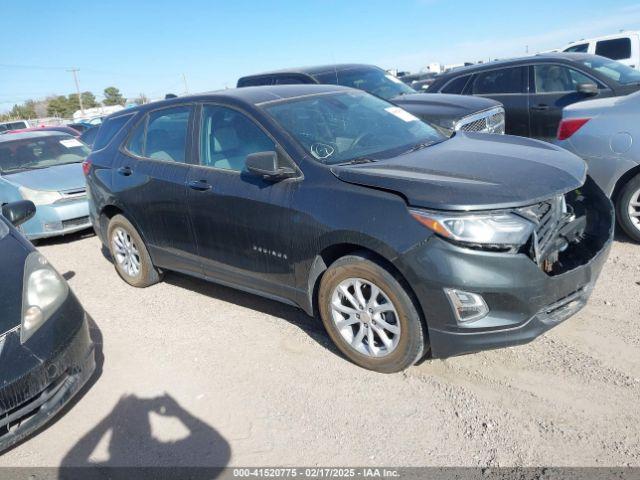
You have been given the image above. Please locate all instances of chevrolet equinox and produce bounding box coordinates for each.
[84,85,613,373]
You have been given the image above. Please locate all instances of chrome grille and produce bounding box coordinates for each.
[455,106,505,134]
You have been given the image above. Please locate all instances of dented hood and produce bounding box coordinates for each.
[330,132,587,211]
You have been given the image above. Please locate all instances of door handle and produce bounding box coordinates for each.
[531,104,549,111]
[187,179,212,192]
[117,166,133,176]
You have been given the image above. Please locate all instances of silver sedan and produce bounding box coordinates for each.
[555,91,640,242]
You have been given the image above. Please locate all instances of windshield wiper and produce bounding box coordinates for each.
[338,157,376,166]
[402,141,438,154]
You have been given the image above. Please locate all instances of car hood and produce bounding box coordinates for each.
[391,93,502,126]
[2,162,85,192]
[330,132,587,211]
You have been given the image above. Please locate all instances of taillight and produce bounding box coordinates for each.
[557,118,590,140]
[82,158,92,176]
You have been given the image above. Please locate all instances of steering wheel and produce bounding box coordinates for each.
[310,142,338,160]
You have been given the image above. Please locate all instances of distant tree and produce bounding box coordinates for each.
[47,95,72,117]
[11,100,37,119]
[66,93,81,113]
[103,87,125,106]
[81,91,99,109]
[133,93,149,105]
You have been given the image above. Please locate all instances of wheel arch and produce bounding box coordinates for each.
[611,164,640,204]
[306,243,427,336]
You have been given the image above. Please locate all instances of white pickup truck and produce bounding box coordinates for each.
[561,31,640,70]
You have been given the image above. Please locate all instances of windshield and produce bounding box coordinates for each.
[313,67,417,101]
[263,91,445,165]
[580,57,640,85]
[0,134,90,174]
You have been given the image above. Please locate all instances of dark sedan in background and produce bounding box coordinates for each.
[238,64,505,136]
[0,201,95,451]
[428,53,640,141]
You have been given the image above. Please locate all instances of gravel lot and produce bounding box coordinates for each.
[0,231,639,468]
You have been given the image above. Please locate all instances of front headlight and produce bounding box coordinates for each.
[410,209,534,249]
[21,252,69,344]
[19,186,62,206]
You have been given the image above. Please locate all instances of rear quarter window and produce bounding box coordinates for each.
[595,38,632,60]
[92,113,134,151]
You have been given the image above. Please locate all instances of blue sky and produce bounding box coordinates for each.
[1,0,639,112]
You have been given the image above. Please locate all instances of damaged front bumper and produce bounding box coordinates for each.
[0,294,95,452]
[400,177,614,358]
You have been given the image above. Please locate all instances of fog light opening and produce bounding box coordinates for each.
[444,288,489,323]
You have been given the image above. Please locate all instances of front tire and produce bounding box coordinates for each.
[107,214,162,287]
[616,174,640,243]
[318,254,426,373]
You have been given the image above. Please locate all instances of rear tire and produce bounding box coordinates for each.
[616,174,640,243]
[318,254,426,373]
[107,214,162,287]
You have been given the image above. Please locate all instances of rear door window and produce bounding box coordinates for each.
[473,67,525,94]
[124,106,192,163]
[441,74,471,94]
[595,38,632,60]
[145,107,191,163]
[93,113,133,151]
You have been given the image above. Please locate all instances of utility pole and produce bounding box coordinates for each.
[67,68,84,115]
[182,73,189,95]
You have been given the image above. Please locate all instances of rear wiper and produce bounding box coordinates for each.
[338,157,376,166]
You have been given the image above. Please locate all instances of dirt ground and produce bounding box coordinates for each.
[0,231,638,468]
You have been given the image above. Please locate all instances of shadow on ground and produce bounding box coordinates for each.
[165,271,340,357]
[58,393,230,476]
[100,242,340,359]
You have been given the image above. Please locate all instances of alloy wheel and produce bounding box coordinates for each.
[628,187,640,232]
[111,227,141,278]
[330,277,401,358]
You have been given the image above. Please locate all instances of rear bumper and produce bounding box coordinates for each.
[19,199,91,240]
[0,310,95,452]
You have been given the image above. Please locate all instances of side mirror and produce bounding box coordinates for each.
[246,151,296,181]
[577,83,598,96]
[2,200,36,227]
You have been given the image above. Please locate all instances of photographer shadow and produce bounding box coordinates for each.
[59,393,230,478]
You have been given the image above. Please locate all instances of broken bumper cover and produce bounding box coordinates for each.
[0,298,95,452]
[400,185,614,358]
